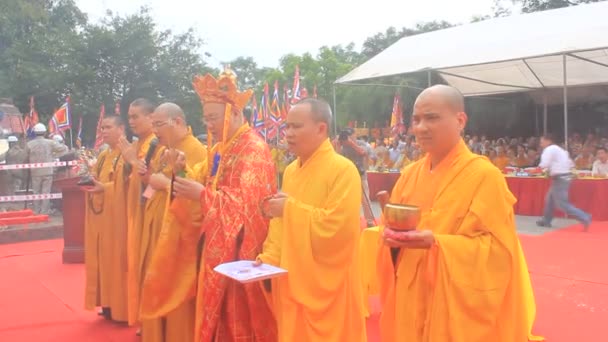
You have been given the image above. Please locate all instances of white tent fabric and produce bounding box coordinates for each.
[336,2,608,96]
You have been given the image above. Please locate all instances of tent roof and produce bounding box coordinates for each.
[336,2,608,96]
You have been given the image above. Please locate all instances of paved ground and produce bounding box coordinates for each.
[365,201,578,236]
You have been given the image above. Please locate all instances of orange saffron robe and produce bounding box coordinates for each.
[127,133,157,325]
[195,125,277,342]
[258,139,367,342]
[84,147,128,321]
[377,139,543,342]
[139,133,207,342]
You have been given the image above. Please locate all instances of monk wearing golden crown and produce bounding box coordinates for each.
[172,67,277,342]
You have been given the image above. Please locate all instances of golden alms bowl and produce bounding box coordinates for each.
[383,203,420,231]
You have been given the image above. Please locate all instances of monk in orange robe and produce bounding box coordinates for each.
[82,115,129,322]
[136,103,207,342]
[378,85,542,342]
[118,98,157,331]
[172,68,277,342]
[257,98,367,342]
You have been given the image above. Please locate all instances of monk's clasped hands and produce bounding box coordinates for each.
[382,228,435,249]
[261,192,288,218]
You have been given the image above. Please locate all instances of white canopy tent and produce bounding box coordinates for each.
[335,2,608,144]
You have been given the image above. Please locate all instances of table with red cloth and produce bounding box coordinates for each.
[506,177,608,221]
[366,171,401,201]
[366,172,608,221]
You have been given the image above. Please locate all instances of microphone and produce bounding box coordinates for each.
[141,138,159,174]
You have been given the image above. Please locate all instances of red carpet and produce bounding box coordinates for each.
[1,222,607,342]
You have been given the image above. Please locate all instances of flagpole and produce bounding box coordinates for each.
[69,129,74,150]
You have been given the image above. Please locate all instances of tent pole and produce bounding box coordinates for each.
[562,54,568,149]
[535,105,539,136]
[332,86,337,136]
[543,93,548,135]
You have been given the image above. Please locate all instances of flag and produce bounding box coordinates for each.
[76,116,83,148]
[291,65,301,104]
[390,92,405,136]
[94,104,105,150]
[267,81,283,140]
[24,96,40,138]
[313,84,318,99]
[48,116,62,138]
[301,87,309,99]
[115,101,121,115]
[52,97,72,131]
[251,96,265,138]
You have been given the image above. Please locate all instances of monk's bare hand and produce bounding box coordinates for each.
[382,228,435,249]
[265,192,288,218]
[149,173,170,191]
[173,177,204,201]
[118,137,137,164]
[82,179,104,193]
[252,257,263,267]
[162,149,185,172]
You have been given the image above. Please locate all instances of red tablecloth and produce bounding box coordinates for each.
[506,177,608,221]
[366,172,608,221]
[366,172,401,201]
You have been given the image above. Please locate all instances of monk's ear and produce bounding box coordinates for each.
[317,121,328,136]
[456,111,467,131]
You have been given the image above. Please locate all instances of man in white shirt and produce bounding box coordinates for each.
[536,134,592,231]
[592,147,608,178]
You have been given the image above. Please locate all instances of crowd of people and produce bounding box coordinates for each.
[342,131,608,178]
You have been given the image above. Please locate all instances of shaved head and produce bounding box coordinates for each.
[155,102,185,120]
[411,84,467,166]
[103,114,125,127]
[293,98,332,133]
[415,85,465,113]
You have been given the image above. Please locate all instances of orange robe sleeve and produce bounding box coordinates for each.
[196,129,277,342]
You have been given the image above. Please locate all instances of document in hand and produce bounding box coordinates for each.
[213,260,287,284]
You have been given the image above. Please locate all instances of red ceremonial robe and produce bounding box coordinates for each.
[195,125,278,342]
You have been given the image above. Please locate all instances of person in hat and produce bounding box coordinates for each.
[171,67,277,341]
[26,123,68,214]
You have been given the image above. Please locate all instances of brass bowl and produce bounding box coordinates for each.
[383,203,420,231]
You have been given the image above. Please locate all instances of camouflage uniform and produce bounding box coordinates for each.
[0,143,29,211]
[27,136,68,214]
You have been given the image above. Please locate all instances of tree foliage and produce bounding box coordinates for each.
[0,0,601,141]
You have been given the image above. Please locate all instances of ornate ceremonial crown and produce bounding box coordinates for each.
[193,66,253,111]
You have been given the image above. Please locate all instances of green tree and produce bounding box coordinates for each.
[513,0,605,13]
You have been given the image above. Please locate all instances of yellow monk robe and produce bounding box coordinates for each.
[84,147,128,321]
[127,133,157,325]
[377,139,543,342]
[258,139,367,342]
[139,132,207,342]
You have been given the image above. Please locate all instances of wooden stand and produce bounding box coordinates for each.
[53,176,85,264]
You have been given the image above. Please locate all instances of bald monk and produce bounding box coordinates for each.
[81,115,129,322]
[378,85,542,342]
[118,98,157,331]
[256,98,367,341]
[138,103,207,342]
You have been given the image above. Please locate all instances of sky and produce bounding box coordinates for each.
[75,0,502,68]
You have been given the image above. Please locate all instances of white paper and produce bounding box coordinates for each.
[213,260,287,284]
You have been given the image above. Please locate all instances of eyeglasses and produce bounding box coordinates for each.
[152,119,174,128]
